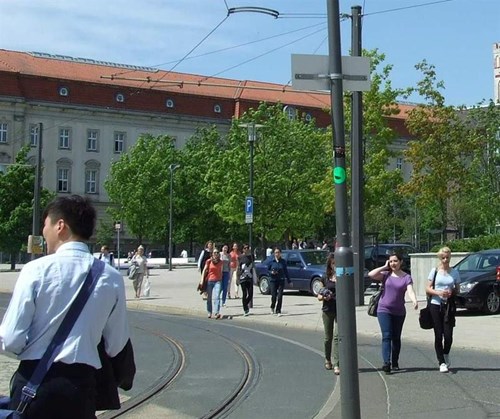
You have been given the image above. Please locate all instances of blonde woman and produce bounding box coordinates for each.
[426,246,461,373]
[132,245,149,298]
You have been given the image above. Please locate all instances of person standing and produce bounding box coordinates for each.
[317,253,340,375]
[220,244,231,307]
[229,242,240,299]
[131,246,149,298]
[368,251,418,374]
[200,248,223,319]
[426,246,461,373]
[266,247,291,316]
[99,245,114,267]
[238,244,255,316]
[0,195,133,418]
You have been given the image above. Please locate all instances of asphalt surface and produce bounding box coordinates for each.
[0,264,499,418]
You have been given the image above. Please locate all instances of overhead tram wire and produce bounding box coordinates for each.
[363,0,454,16]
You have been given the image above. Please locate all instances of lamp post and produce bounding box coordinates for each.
[168,163,180,271]
[239,123,263,252]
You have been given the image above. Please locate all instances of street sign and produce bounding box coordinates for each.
[245,196,253,224]
[291,54,371,92]
[114,221,122,231]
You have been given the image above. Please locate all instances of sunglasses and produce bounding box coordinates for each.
[213,251,220,255]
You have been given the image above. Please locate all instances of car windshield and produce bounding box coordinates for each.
[454,253,500,272]
[301,251,328,266]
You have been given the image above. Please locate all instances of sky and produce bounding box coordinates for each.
[0,0,498,107]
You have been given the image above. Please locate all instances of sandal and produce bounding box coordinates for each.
[334,366,340,375]
[324,360,333,370]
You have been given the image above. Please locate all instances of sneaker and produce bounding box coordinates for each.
[392,364,400,371]
[271,308,275,314]
[215,313,222,320]
[439,363,449,373]
[382,363,391,375]
[443,354,450,368]
[222,303,227,308]
[243,311,250,317]
[277,313,283,317]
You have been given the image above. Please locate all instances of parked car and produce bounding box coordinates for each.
[254,249,372,296]
[454,249,500,315]
[364,243,416,273]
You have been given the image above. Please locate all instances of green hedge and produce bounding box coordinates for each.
[430,234,500,252]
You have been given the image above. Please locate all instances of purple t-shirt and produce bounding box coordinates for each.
[377,272,413,316]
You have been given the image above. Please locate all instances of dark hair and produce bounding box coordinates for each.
[388,251,404,269]
[42,195,96,240]
[326,252,335,278]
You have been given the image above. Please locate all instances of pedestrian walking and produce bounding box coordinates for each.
[229,242,240,299]
[98,245,114,266]
[220,244,231,306]
[200,248,223,319]
[426,246,461,373]
[266,247,291,316]
[197,240,213,272]
[317,253,340,375]
[238,244,255,316]
[368,251,418,374]
[0,195,134,418]
[131,245,149,298]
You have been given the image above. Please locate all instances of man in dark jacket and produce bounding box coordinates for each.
[266,247,291,316]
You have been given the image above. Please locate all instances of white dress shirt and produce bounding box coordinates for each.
[0,241,130,369]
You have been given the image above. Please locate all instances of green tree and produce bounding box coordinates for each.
[204,103,330,247]
[104,134,178,244]
[0,146,53,269]
[403,60,475,233]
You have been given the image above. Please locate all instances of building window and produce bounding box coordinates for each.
[116,93,125,103]
[166,99,174,108]
[114,132,125,153]
[59,86,69,97]
[213,104,221,113]
[0,123,8,143]
[283,105,297,120]
[87,129,99,152]
[396,157,403,170]
[29,124,39,147]
[85,169,98,194]
[58,128,71,149]
[305,113,312,122]
[57,168,70,192]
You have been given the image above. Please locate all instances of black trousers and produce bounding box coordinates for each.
[270,280,285,313]
[9,360,97,419]
[241,280,253,313]
[429,303,454,365]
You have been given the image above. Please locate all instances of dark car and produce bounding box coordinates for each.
[255,249,371,296]
[364,243,416,273]
[454,249,500,315]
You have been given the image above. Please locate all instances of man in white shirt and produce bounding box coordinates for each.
[99,245,114,266]
[0,195,133,418]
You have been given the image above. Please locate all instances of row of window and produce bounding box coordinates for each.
[57,166,100,194]
[28,125,126,153]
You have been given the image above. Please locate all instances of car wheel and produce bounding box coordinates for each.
[259,276,271,295]
[482,289,500,315]
[310,277,323,296]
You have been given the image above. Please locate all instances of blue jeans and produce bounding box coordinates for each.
[221,271,230,304]
[377,312,406,366]
[207,281,222,315]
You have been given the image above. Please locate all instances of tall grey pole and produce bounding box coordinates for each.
[327,1,361,418]
[168,164,179,271]
[350,5,365,306]
[32,123,43,259]
[248,124,255,251]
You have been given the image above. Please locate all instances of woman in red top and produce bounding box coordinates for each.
[229,242,240,299]
[201,248,223,319]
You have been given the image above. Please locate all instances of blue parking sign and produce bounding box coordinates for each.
[245,197,253,224]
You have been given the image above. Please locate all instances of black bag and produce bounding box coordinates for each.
[367,290,382,317]
[0,396,20,418]
[419,306,433,329]
[419,268,438,330]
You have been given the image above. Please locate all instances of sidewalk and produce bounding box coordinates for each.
[0,266,498,394]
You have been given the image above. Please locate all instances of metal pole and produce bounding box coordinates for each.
[249,124,255,251]
[327,1,361,418]
[350,5,365,306]
[117,226,121,270]
[168,164,179,271]
[32,123,43,259]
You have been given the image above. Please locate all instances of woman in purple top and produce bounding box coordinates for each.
[368,251,418,374]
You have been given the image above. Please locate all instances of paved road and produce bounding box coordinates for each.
[0,266,499,418]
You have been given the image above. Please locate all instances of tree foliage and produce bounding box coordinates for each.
[0,146,54,268]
